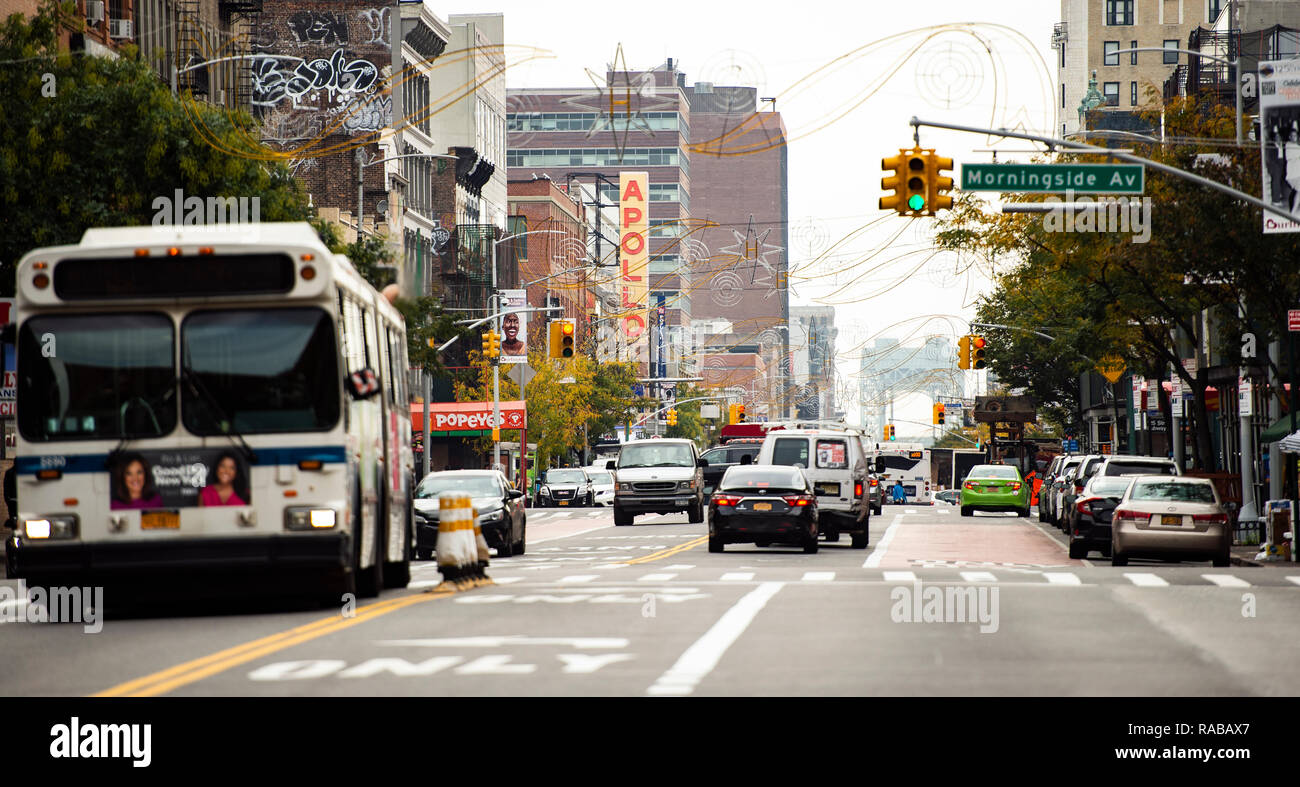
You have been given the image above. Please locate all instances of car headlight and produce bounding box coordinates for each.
[285,507,337,531]
[540,486,551,496]
[478,508,505,523]
[678,480,695,490]
[618,482,632,491]
[22,515,78,540]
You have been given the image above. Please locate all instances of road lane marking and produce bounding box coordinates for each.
[529,524,614,544]
[721,572,754,581]
[959,571,997,583]
[94,591,453,697]
[1288,576,1300,587]
[862,516,902,568]
[646,582,785,696]
[801,572,835,582]
[664,564,696,570]
[622,535,708,565]
[1043,572,1082,585]
[1202,574,1250,587]
[1124,573,1169,587]
[882,571,916,582]
[559,575,599,583]
[492,576,525,584]
[638,573,677,582]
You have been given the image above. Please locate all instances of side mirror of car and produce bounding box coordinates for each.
[739,454,753,465]
[1224,501,1239,512]
[507,489,524,500]
[606,460,616,471]
[697,458,708,467]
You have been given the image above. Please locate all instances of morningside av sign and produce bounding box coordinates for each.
[962,163,1145,194]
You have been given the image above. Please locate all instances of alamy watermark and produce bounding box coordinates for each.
[890,579,999,634]
[1042,189,1152,244]
[0,583,104,633]
[49,717,151,768]
[151,188,260,228]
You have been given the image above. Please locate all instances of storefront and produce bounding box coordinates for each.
[410,400,529,486]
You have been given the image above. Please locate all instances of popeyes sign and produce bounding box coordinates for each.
[416,401,527,433]
[620,172,649,345]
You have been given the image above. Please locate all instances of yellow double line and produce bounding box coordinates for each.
[623,535,708,565]
[94,591,452,697]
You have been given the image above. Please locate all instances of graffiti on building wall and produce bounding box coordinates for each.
[287,11,349,46]
[356,7,390,46]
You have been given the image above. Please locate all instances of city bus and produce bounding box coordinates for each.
[873,442,934,505]
[4,223,413,601]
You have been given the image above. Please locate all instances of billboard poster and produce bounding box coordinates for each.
[1258,59,1300,233]
[499,288,527,364]
[620,172,649,362]
[107,449,251,511]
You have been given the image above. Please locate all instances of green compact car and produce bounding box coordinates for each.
[960,464,1031,518]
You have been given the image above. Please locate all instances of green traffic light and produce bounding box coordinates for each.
[908,194,926,211]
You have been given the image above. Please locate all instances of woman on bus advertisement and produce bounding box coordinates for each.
[199,451,249,507]
[110,453,163,510]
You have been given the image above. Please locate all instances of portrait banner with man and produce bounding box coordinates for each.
[499,289,527,364]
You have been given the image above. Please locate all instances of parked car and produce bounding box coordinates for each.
[1038,455,1067,524]
[1093,455,1182,479]
[1048,455,1087,527]
[960,464,1031,517]
[413,470,526,558]
[1066,476,1134,559]
[535,467,592,507]
[609,438,706,526]
[935,489,961,505]
[699,439,763,495]
[1111,476,1234,567]
[585,468,616,507]
[1058,454,1106,533]
[756,428,879,548]
[708,465,820,553]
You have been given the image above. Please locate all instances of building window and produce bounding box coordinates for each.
[1060,43,1066,69]
[1061,83,1066,109]
[1104,82,1120,106]
[1104,41,1120,66]
[1163,39,1181,64]
[1130,40,1138,65]
[1106,0,1134,26]
[1131,81,1138,106]
[1208,0,1224,23]
[1273,30,1300,59]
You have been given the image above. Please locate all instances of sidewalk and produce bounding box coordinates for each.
[1231,542,1298,567]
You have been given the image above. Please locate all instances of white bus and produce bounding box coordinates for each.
[873,443,934,505]
[3,223,413,601]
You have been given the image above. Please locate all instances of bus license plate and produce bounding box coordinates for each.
[815,482,840,496]
[142,511,179,530]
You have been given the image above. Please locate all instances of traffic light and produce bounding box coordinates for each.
[666,409,678,426]
[971,335,987,369]
[880,151,908,214]
[885,424,895,440]
[490,330,501,359]
[482,330,499,360]
[547,319,576,360]
[737,404,745,423]
[933,403,945,425]
[928,153,954,213]
[958,334,972,370]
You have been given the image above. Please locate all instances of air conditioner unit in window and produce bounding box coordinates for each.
[85,0,104,25]
[108,19,133,39]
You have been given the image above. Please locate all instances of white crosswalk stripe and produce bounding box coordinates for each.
[664,565,696,570]
[492,576,525,584]
[1288,577,1300,587]
[1124,573,1169,587]
[959,571,997,583]
[801,571,835,582]
[1043,572,1082,585]
[882,571,916,582]
[558,575,599,583]
[1202,574,1250,588]
[721,572,754,581]
[638,573,677,582]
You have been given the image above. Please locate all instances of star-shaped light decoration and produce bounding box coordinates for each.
[716,216,786,299]
[558,44,678,164]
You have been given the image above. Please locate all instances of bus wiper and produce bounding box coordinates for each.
[179,366,257,464]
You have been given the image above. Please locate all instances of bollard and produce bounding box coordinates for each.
[431,493,492,592]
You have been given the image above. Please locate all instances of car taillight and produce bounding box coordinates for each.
[712,494,742,507]
[1113,509,1137,522]
[782,495,814,507]
[1192,513,1228,523]
[963,481,976,490]
[1076,497,1096,515]
[854,482,863,497]
[1011,482,1022,491]
[869,478,878,487]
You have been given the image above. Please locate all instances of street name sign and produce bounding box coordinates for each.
[961,163,1145,194]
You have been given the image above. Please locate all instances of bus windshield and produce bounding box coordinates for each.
[17,313,176,441]
[182,308,341,434]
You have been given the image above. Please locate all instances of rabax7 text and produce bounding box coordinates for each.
[50,718,151,767]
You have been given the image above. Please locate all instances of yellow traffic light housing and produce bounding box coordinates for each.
[958,334,972,370]
[929,153,954,213]
[885,424,895,440]
[490,330,501,359]
[904,150,928,213]
[737,404,746,423]
[560,319,575,358]
[547,319,576,360]
[666,409,678,426]
[934,403,945,425]
[880,152,908,214]
[482,330,500,360]
[972,335,987,370]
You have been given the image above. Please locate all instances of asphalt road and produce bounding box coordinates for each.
[3,502,1299,696]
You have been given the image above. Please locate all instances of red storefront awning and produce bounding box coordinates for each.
[410,401,527,433]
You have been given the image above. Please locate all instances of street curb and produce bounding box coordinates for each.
[1230,555,1263,567]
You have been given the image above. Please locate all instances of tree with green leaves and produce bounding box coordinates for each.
[0,1,310,293]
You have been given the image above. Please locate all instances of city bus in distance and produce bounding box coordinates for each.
[4,223,413,601]
[873,443,934,504]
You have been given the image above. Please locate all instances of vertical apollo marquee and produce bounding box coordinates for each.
[619,172,650,360]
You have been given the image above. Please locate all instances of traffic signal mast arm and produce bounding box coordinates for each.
[632,396,728,428]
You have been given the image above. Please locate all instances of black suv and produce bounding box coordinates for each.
[699,440,763,495]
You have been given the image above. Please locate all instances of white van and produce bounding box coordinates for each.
[755,428,880,548]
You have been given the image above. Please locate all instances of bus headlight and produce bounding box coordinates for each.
[23,515,78,540]
[285,507,337,530]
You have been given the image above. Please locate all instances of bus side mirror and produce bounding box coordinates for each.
[346,368,381,400]
[874,457,885,474]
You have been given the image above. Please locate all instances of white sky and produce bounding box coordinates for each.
[479,0,1060,436]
